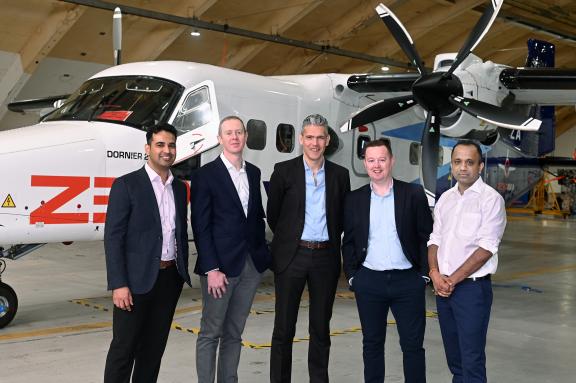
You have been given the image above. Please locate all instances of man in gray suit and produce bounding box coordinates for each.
[191,116,270,383]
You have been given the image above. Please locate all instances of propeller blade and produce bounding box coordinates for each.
[375,3,426,75]
[421,112,440,202]
[444,0,503,76]
[450,95,541,131]
[340,96,416,132]
[113,7,122,65]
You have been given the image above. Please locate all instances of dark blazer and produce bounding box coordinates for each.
[191,156,270,277]
[104,166,191,294]
[267,155,351,273]
[341,179,433,281]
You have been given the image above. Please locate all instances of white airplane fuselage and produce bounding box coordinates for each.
[0,62,432,247]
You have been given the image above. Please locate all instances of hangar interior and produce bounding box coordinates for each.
[0,1,575,382]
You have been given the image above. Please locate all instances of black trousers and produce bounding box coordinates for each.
[104,266,183,383]
[354,267,426,383]
[270,248,340,383]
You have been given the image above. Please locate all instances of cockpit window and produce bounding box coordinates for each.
[172,86,213,135]
[42,76,183,130]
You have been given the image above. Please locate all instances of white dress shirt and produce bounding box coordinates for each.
[428,177,506,278]
[145,163,176,261]
[220,153,249,217]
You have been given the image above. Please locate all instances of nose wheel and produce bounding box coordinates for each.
[0,260,18,328]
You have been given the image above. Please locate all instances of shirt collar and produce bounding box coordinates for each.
[145,162,173,185]
[220,152,245,172]
[370,179,394,197]
[450,175,484,196]
[303,157,325,173]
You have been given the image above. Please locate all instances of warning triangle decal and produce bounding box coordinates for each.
[2,194,16,208]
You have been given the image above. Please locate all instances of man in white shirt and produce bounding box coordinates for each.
[191,116,270,383]
[428,140,506,383]
[104,123,191,382]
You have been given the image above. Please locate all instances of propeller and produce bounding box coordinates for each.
[340,96,415,132]
[340,1,540,201]
[113,7,122,65]
[443,0,503,77]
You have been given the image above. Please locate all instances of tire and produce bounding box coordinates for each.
[0,282,18,328]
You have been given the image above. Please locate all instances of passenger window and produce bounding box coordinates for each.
[357,136,371,159]
[410,142,420,165]
[276,124,294,153]
[246,119,267,150]
[173,87,212,135]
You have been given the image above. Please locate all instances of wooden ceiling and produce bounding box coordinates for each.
[2,0,576,135]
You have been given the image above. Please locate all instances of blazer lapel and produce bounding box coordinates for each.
[215,157,245,215]
[246,163,257,217]
[137,167,161,227]
[393,179,405,235]
[295,156,306,215]
[324,160,334,226]
[360,184,371,247]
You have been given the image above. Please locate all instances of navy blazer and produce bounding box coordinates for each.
[341,179,433,281]
[190,156,270,277]
[104,166,191,294]
[267,155,351,273]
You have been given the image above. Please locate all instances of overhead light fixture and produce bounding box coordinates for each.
[381,66,390,71]
[190,30,201,37]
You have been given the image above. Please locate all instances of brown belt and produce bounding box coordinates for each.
[160,259,176,269]
[299,240,330,250]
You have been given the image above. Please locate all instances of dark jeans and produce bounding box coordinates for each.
[353,266,427,383]
[104,266,183,383]
[436,279,493,383]
[270,248,340,383]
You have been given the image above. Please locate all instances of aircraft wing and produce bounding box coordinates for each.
[8,94,70,113]
[500,68,576,105]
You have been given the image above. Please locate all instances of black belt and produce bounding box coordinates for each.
[160,259,176,269]
[299,240,330,250]
[460,274,491,283]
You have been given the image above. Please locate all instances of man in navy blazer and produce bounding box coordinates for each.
[191,116,270,383]
[342,138,432,383]
[104,123,192,383]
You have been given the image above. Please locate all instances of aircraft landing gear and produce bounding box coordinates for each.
[0,259,18,328]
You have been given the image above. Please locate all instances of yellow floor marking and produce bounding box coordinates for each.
[0,321,112,341]
[495,264,576,281]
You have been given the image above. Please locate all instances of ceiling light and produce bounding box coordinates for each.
[381,66,390,71]
[190,30,201,37]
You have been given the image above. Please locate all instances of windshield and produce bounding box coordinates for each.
[43,76,183,129]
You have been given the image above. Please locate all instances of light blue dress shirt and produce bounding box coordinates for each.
[363,183,412,270]
[301,159,329,241]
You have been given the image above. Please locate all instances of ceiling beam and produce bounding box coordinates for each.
[60,0,413,69]
[224,0,324,70]
[20,3,85,73]
[271,0,391,75]
[125,0,218,62]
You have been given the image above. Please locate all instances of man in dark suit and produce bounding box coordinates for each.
[267,114,350,383]
[341,138,432,383]
[104,123,192,383]
[191,116,270,383]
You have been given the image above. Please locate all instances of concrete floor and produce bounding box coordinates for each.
[0,215,575,382]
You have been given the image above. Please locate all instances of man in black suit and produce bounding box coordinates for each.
[267,114,350,383]
[104,123,192,383]
[191,116,270,383]
[342,138,432,383]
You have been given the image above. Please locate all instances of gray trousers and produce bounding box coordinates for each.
[196,256,262,383]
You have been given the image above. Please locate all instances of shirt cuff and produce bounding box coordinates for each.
[348,277,354,286]
[205,268,219,275]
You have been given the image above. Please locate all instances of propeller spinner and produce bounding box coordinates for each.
[340,0,540,200]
